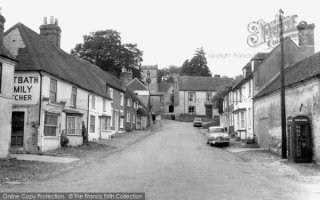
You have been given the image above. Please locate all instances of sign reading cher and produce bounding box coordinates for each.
[13,74,40,104]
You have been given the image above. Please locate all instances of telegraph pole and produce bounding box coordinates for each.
[279,9,287,159]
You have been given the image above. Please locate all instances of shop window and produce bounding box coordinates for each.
[90,115,95,132]
[102,117,111,131]
[67,116,82,135]
[44,113,58,136]
[50,78,57,102]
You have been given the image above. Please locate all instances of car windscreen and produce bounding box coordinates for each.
[209,128,225,133]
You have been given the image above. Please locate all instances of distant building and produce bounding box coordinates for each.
[158,83,175,113]
[0,11,17,158]
[141,65,158,92]
[121,69,150,131]
[222,53,267,139]
[174,76,233,122]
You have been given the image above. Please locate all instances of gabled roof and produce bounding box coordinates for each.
[125,87,149,114]
[158,83,173,92]
[127,78,147,91]
[255,51,320,99]
[251,52,269,61]
[0,46,16,62]
[177,76,233,91]
[4,23,124,99]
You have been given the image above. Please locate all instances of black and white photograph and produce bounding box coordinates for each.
[0,0,320,199]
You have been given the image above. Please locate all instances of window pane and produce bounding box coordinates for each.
[44,126,56,136]
[45,114,58,125]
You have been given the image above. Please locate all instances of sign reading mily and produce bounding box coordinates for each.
[13,74,40,104]
[247,15,298,48]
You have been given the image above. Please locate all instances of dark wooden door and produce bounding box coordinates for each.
[11,112,24,146]
[205,106,213,118]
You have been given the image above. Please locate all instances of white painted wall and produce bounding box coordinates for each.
[175,91,215,116]
[0,58,15,158]
[254,78,320,163]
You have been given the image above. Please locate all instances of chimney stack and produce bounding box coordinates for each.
[120,68,133,89]
[297,21,315,55]
[39,16,61,48]
[0,7,6,47]
[242,62,252,77]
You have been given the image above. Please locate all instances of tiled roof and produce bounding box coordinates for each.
[5,23,124,99]
[0,46,16,62]
[251,52,269,61]
[127,78,147,91]
[255,51,320,98]
[125,87,149,115]
[177,76,233,91]
[158,83,173,92]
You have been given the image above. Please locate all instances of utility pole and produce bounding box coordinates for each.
[279,9,287,159]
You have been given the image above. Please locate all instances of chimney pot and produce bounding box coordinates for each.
[43,17,47,25]
[40,16,61,48]
[0,7,5,47]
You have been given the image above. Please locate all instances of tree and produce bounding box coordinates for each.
[213,86,232,114]
[71,30,143,79]
[179,47,212,77]
[157,65,181,82]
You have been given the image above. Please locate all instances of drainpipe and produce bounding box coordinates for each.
[38,71,43,151]
[184,91,185,115]
[252,97,255,141]
[87,93,92,140]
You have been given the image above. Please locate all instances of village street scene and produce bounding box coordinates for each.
[1,0,320,200]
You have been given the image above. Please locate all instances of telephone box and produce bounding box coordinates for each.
[287,116,313,163]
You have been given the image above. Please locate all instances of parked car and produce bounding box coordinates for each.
[206,126,230,146]
[193,117,203,127]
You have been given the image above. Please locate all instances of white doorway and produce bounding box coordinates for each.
[115,112,119,132]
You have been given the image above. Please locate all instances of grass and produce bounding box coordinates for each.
[43,142,116,158]
[0,122,161,185]
[0,158,63,185]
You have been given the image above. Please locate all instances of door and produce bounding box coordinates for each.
[11,112,24,146]
[257,117,270,148]
[115,112,119,131]
[205,106,213,118]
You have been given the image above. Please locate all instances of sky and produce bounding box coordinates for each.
[1,0,319,78]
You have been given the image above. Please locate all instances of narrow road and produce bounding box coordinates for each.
[1,120,314,200]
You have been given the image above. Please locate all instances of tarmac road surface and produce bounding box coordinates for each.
[1,120,316,200]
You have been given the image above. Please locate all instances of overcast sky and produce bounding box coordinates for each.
[1,0,319,77]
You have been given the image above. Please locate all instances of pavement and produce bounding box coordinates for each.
[10,154,79,164]
[1,120,319,200]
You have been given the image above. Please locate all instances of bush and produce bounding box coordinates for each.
[60,132,69,147]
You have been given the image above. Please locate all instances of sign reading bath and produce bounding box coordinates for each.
[13,74,40,104]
